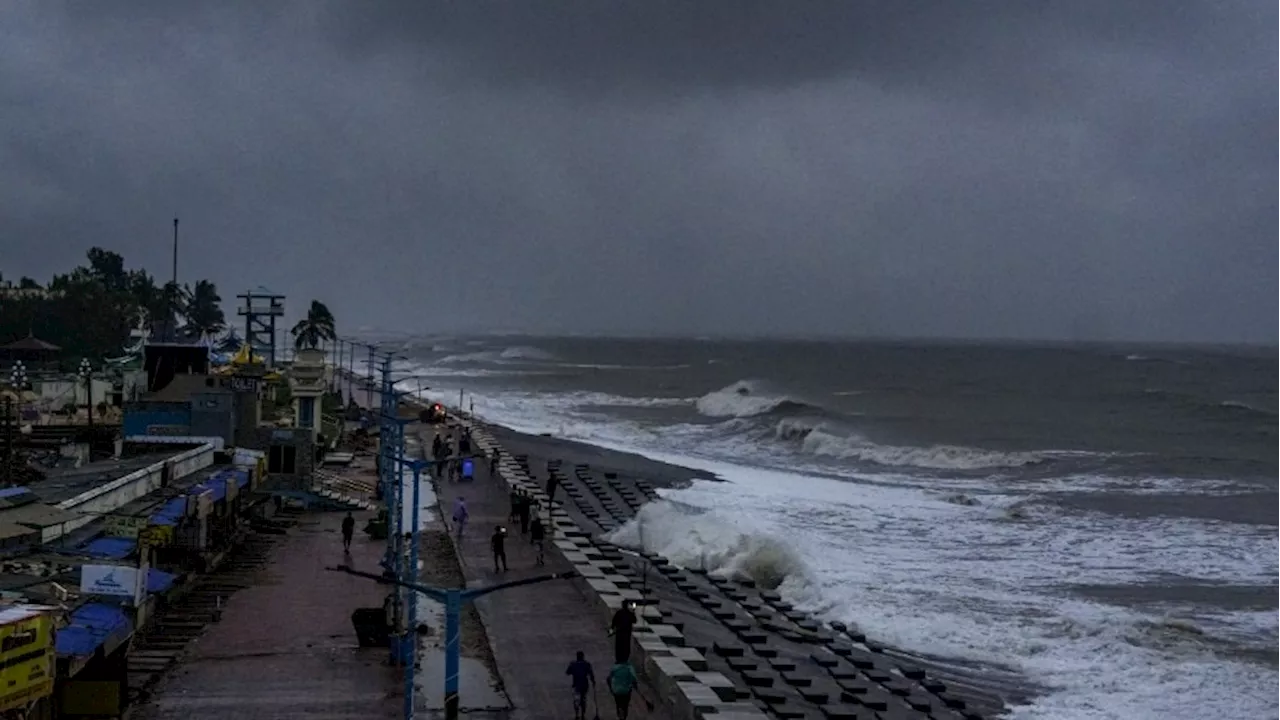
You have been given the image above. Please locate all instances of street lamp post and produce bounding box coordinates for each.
[332,562,577,720]
[6,362,29,486]
[78,359,94,454]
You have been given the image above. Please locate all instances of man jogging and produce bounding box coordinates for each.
[341,511,355,552]
[529,515,546,566]
[608,659,639,720]
[490,525,508,573]
[564,651,594,720]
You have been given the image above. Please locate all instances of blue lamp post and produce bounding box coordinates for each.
[333,559,577,720]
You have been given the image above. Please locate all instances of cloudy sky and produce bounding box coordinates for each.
[2,1,1275,343]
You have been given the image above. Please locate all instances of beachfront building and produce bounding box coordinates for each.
[0,334,61,370]
[288,347,325,441]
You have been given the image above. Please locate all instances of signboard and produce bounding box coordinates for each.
[0,612,54,712]
[229,376,260,393]
[138,525,172,548]
[103,516,149,539]
[80,564,144,605]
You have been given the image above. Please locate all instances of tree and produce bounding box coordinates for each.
[17,277,39,289]
[182,280,226,338]
[290,300,336,350]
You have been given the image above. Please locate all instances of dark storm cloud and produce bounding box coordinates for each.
[0,1,1274,343]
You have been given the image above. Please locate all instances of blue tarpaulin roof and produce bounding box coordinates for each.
[0,487,29,498]
[55,603,132,657]
[80,537,137,560]
[145,468,250,528]
[147,568,177,594]
[149,497,187,527]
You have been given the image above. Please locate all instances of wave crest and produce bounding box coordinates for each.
[605,500,806,590]
[696,379,821,419]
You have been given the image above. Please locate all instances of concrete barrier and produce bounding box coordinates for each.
[468,427,768,720]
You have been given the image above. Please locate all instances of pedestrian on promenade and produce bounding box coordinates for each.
[607,660,639,720]
[490,448,500,478]
[529,515,546,566]
[565,651,595,720]
[546,471,560,507]
[459,431,472,458]
[508,488,520,524]
[608,601,637,663]
[341,511,355,552]
[490,525,508,573]
[452,496,468,540]
[516,490,532,535]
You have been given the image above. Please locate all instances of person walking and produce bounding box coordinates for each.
[490,525,508,573]
[608,601,637,663]
[564,651,595,720]
[516,490,532,535]
[489,448,500,478]
[546,471,560,507]
[607,660,639,720]
[529,515,546,566]
[341,511,355,552]
[451,496,468,540]
[508,488,521,524]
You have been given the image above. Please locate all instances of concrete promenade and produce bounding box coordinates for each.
[131,510,400,720]
[422,426,661,720]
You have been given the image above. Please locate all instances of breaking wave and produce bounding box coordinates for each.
[605,500,807,591]
[696,379,825,419]
[773,418,1049,470]
[436,345,556,365]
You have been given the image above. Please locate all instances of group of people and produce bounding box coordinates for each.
[490,488,547,569]
[431,427,481,482]
[564,600,644,720]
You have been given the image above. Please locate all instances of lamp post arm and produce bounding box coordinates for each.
[463,570,579,601]
[328,564,450,604]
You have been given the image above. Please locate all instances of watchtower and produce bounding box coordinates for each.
[235,287,285,367]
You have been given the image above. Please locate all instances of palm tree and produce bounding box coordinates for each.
[291,300,336,351]
[182,280,226,338]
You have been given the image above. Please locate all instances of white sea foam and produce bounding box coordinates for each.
[695,379,803,417]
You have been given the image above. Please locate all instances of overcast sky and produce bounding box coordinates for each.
[1,1,1275,343]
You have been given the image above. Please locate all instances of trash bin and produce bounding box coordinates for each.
[351,607,389,648]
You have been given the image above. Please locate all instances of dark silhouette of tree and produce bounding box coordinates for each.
[290,300,336,350]
[0,247,229,367]
[183,280,226,338]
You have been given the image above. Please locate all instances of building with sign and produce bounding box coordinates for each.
[122,373,263,449]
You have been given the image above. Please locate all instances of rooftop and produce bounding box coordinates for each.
[30,453,179,506]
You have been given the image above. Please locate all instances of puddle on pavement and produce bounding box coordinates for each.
[413,588,509,711]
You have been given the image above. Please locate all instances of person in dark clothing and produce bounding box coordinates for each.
[341,512,355,552]
[529,516,546,565]
[608,602,637,663]
[489,448,500,477]
[546,472,559,507]
[490,525,508,573]
[516,490,532,535]
[565,651,595,720]
[508,489,521,524]
[458,430,471,457]
[431,434,443,461]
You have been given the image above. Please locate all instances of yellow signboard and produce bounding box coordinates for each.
[138,525,173,548]
[103,515,149,538]
[0,613,54,711]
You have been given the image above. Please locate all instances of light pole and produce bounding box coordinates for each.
[332,562,577,720]
[78,358,94,450]
[5,362,29,486]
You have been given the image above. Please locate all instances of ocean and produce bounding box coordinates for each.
[367,334,1278,719]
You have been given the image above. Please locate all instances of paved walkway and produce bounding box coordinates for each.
[426,426,659,720]
[132,511,401,720]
